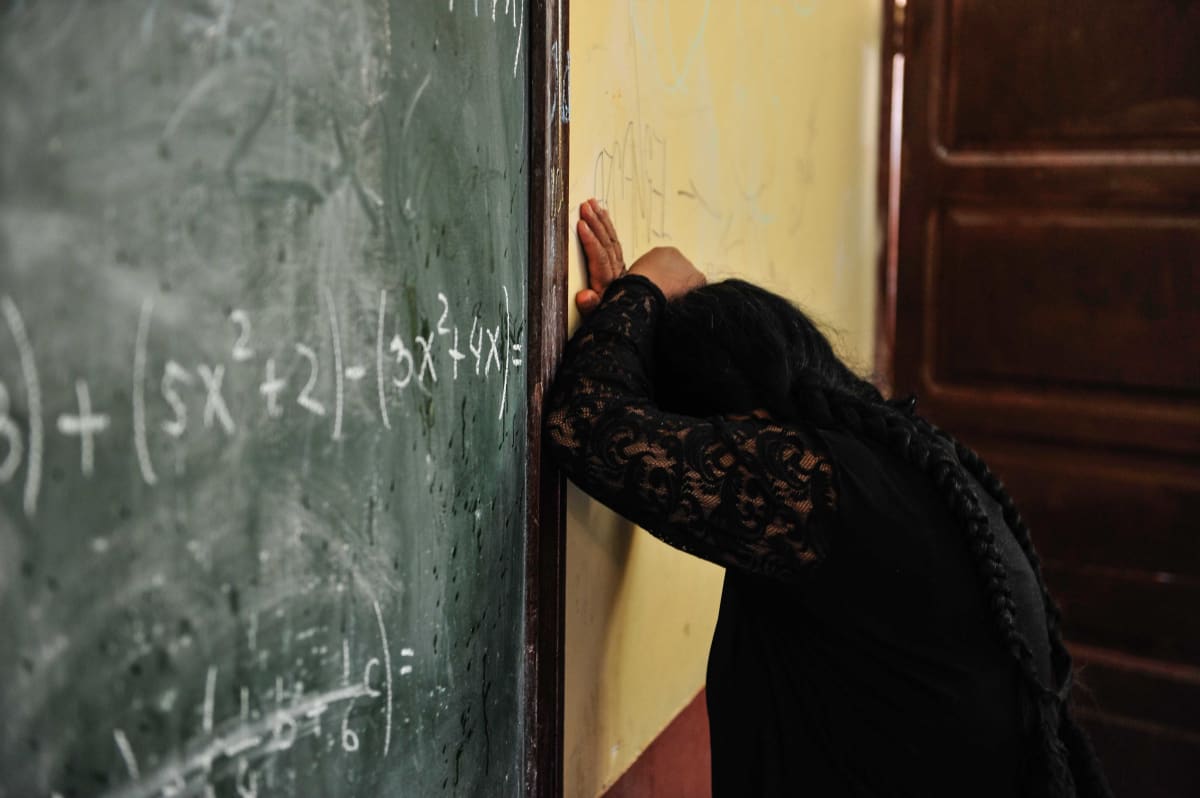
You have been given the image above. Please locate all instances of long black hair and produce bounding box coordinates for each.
[653,279,1111,798]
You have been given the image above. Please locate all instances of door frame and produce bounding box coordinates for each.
[525,1,569,796]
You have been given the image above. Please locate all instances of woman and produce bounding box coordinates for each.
[545,200,1112,797]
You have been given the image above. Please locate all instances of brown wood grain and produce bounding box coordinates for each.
[525,1,569,796]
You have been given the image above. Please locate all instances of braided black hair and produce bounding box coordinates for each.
[654,279,1112,798]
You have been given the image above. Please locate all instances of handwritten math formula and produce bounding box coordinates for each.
[77,599,410,798]
[0,282,524,520]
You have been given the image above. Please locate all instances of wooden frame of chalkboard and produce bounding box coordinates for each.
[525,1,569,796]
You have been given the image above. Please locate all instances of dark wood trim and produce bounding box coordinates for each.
[524,1,569,796]
[874,0,905,397]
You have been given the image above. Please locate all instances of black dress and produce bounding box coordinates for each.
[545,275,1054,797]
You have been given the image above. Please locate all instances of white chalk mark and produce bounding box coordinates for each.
[57,380,110,477]
[161,61,227,143]
[322,286,344,440]
[362,658,381,698]
[139,0,162,42]
[161,773,185,797]
[203,666,217,735]
[513,0,524,76]
[344,365,366,381]
[133,298,157,485]
[469,316,484,375]
[400,647,414,657]
[436,293,451,336]
[224,735,261,758]
[389,334,414,390]
[375,290,391,429]
[3,296,43,516]
[415,335,437,386]
[113,728,141,780]
[484,325,502,377]
[448,328,465,380]
[402,72,433,139]
[294,344,325,416]
[492,0,498,20]
[160,361,192,438]
[0,381,24,483]
[562,49,571,123]
[229,310,255,362]
[399,665,413,676]
[511,343,523,367]
[235,758,258,798]
[196,364,236,434]
[372,599,393,757]
[270,705,297,752]
[499,285,511,420]
[340,706,360,752]
[259,358,286,418]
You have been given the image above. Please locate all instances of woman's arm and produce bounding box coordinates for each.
[544,203,838,583]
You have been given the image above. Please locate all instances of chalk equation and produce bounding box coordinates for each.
[52,600,413,798]
[0,283,523,518]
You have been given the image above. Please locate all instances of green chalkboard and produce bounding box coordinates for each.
[0,1,533,796]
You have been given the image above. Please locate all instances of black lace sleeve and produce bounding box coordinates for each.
[544,274,838,583]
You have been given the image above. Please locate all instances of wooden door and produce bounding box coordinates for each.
[880,2,1200,795]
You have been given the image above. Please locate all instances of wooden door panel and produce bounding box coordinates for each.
[942,1,1200,151]
[984,447,1200,577]
[1045,565,1200,664]
[1069,644,1200,796]
[934,209,1200,395]
[886,1,1200,791]
[1074,712,1200,798]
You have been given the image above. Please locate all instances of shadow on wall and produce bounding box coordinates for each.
[564,482,636,797]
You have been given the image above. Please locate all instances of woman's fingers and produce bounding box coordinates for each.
[579,202,621,290]
[591,201,623,275]
[577,198,628,304]
[575,288,601,317]
[577,218,611,295]
[584,200,624,283]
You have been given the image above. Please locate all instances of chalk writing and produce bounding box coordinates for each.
[0,282,523,516]
[87,614,416,798]
[56,380,110,478]
[1,296,43,516]
[448,0,526,77]
[0,380,22,483]
[593,122,669,252]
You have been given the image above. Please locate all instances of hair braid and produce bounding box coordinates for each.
[936,430,1112,797]
[794,386,1080,797]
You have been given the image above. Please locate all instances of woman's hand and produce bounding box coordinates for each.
[628,246,707,301]
[576,198,706,317]
[576,199,625,316]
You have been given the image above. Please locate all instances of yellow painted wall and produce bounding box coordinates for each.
[564,2,882,795]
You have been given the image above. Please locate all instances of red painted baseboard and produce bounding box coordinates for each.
[602,689,712,798]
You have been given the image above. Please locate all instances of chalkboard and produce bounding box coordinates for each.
[0,1,542,796]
